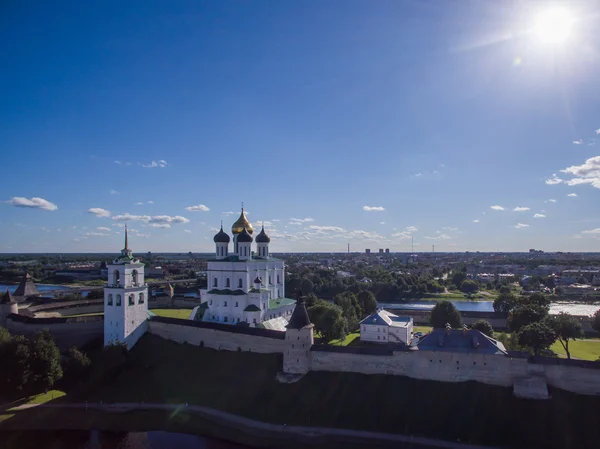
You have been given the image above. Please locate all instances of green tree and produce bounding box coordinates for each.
[459,280,479,294]
[0,335,32,393]
[549,312,583,360]
[308,302,346,343]
[300,279,314,295]
[498,285,511,295]
[333,292,360,332]
[523,293,551,309]
[86,289,104,299]
[63,347,91,381]
[591,309,600,333]
[450,271,467,288]
[430,300,462,328]
[493,293,518,314]
[28,330,63,392]
[0,327,11,345]
[471,320,494,338]
[285,278,302,296]
[518,321,556,356]
[357,291,377,317]
[508,304,548,332]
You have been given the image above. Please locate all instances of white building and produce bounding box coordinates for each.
[359,309,413,345]
[199,208,296,327]
[104,227,149,349]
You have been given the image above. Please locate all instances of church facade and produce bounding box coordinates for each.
[199,208,296,327]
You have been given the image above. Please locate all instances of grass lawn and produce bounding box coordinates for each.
[329,332,360,346]
[62,312,104,318]
[550,339,600,361]
[150,308,193,319]
[413,325,433,334]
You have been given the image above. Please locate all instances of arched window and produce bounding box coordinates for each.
[107,294,113,306]
[238,279,243,289]
[131,270,138,286]
[116,294,122,306]
[235,301,238,307]
[277,275,280,284]
[226,278,230,288]
[129,294,135,306]
[213,278,218,288]
[224,301,228,307]
[139,293,144,304]
[269,276,272,285]
[113,270,120,286]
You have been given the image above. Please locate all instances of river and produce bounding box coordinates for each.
[0,430,249,449]
[0,283,72,295]
[379,300,600,316]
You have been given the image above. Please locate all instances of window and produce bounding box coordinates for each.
[212,315,215,320]
[226,278,230,288]
[224,301,228,307]
[224,316,228,323]
[277,275,280,284]
[213,278,218,288]
[139,293,144,304]
[378,336,380,340]
[107,294,113,306]
[113,270,120,286]
[269,276,272,284]
[253,318,257,324]
[209,300,212,305]
[235,301,238,307]
[129,294,135,306]
[237,317,240,323]
[116,294,122,306]
[238,279,243,288]
[131,269,138,286]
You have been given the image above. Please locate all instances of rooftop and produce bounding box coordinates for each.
[417,328,507,355]
[268,298,296,309]
[206,255,281,263]
[359,310,413,328]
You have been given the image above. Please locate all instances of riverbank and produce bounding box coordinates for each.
[0,403,496,449]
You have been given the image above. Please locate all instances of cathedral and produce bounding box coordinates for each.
[199,208,296,328]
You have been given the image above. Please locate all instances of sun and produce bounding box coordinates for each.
[533,7,574,44]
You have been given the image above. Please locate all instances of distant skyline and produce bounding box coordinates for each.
[1,1,600,253]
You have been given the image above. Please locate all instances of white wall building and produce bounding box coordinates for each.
[199,209,295,327]
[104,227,149,349]
[359,309,413,345]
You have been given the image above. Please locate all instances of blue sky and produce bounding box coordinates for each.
[1,1,600,253]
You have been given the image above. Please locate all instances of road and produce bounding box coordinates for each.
[4,401,498,449]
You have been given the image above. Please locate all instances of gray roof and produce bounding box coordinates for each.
[417,328,507,355]
[359,310,412,328]
[13,272,39,297]
[286,294,312,330]
[1,289,16,304]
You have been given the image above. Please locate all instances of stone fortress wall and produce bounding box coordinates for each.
[146,317,600,398]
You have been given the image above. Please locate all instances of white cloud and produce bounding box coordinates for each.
[147,201,153,204]
[513,223,530,229]
[111,213,150,222]
[424,234,451,240]
[97,227,111,231]
[114,161,132,166]
[222,211,236,216]
[88,208,111,217]
[109,189,120,195]
[546,199,557,203]
[533,214,546,218]
[149,215,190,224]
[596,129,600,135]
[414,173,422,177]
[363,205,386,212]
[567,193,578,197]
[136,233,151,238]
[135,202,144,205]
[185,204,210,212]
[573,139,583,145]
[490,205,504,211]
[85,232,109,237]
[582,228,600,234]
[473,219,480,223]
[391,226,418,239]
[380,221,386,225]
[150,223,171,229]
[184,229,192,233]
[272,219,280,222]
[142,160,168,168]
[5,197,58,211]
[309,225,345,232]
[545,174,563,185]
[442,227,459,231]
[290,217,315,223]
[560,156,600,189]
[513,206,530,212]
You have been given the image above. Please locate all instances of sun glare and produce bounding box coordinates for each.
[533,7,574,44]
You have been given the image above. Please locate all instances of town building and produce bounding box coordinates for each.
[199,208,296,327]
[417,325,507,355]
[104,227,149,349]
[359,309,413,344]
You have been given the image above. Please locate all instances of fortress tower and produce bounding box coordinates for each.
[0,289,19,327]
[283,291,314,374]
[104,227,148,349]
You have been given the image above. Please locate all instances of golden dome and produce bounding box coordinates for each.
[231,208,253,234]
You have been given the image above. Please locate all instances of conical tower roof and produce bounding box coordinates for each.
[13,272,39,297]
[286,290,312,330]
[1,289,16,304]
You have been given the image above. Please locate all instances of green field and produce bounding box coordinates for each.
[329,332,360,346]
[550,339,600,361]
[150,308,193,319]
[414,325,433,334]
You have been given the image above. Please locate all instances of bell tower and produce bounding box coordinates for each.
[104,226,148,350]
